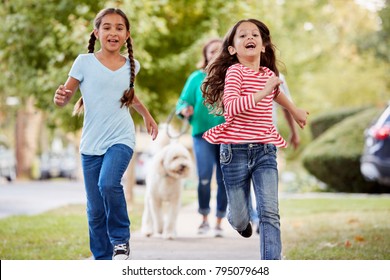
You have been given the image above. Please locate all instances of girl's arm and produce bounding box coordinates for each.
[53,77,80,107]
[131,94,158,140]
[282,108,300,149]
[274,92,309,129]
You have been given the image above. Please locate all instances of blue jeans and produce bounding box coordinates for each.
[193,135,227,219]
[81,144,133,260]
[220,143,281,260]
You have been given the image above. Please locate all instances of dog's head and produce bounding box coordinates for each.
[158,142,192,179]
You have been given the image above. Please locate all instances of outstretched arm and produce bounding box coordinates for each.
[274,92,309,129]
[131,95,158,140]
[282,108,300,149]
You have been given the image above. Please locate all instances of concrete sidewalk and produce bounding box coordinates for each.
[130,198,260,260]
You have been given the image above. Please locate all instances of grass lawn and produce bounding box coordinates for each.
[0,190,389,260]
[280,196,390,259]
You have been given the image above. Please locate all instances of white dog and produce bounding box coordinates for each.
[141,140,192,239]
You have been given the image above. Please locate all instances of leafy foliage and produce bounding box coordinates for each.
[0,0,389,181]
[309,106,369,139]
[302,107,389,193]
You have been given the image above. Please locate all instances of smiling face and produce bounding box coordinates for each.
[228,21,265,62]
[94,13,130,53]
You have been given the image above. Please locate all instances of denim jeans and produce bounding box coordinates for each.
[220,143,281,260]
[81,144,133,260]
[193,135,227,219]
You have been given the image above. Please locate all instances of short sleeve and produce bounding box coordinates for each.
[134,59,141,75]
[68,55,83,82]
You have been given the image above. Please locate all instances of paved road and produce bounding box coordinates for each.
[0,179,86,219]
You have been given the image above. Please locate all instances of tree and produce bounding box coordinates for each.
[0,0,103,177]
[0,0,388,178]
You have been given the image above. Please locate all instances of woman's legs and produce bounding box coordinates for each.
[193,135,226,233]
[214,144,227,224]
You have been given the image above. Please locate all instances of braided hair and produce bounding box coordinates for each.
[73,8,136,116]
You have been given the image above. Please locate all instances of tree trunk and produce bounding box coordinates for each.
[15,97,42,179]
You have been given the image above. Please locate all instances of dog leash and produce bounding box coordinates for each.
[165,103,190,139]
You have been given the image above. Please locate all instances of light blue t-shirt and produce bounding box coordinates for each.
[69,53,140,155]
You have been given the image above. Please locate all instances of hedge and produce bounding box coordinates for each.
[309,107,369,139]
[302,107,389,193]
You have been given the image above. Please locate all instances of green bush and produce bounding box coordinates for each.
[309,107,369,139]
[302,107,389,193]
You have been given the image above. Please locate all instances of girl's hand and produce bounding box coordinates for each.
[264,76,283,96]
[292,108,309,129]
[254,76,283,103]
[54,85,72,107]
[143,115,158,140]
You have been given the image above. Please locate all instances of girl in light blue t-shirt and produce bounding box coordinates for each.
[54,8,158,260]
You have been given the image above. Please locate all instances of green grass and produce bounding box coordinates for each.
[0,187,197,260]
[1,191,389,260]
[280,197,390,259]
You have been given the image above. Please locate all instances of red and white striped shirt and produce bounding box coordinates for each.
[203,63,287,148]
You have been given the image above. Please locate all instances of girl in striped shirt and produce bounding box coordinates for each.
[202,19,308,260]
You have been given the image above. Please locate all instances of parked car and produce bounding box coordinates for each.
[360,103,390,186]
[39,144,78,180]
[0,137,16,182]
[135,152,151,185]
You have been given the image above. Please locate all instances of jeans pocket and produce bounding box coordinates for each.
[266,144,277,156]
[220,145,232,165]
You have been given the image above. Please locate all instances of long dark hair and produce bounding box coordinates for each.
[73,8,136,116]
[202,19,279,115]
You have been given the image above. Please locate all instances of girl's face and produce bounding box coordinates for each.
[228,21,265,61]
[94,13,130,53]
[206,41,222,62]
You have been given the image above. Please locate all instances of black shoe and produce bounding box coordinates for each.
[113,242,130,260]
[237,223,252,238]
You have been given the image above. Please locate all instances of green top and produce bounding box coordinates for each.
[176,70,225,136]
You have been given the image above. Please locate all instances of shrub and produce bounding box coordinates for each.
[302,107,389,193]
[309,107,369,139]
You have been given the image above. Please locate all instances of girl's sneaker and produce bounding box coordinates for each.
[113,242,130,260]
[237,223,252,238]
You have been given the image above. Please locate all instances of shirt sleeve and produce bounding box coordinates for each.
[134,59,141,75]
[68,55,83,82]
[223,66,256,118]
[175,71,198,115]
[279,73,292,101]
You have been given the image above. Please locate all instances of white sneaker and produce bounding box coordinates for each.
[214,226,223,238]
[197,221,210,234]
[113,242,130,260]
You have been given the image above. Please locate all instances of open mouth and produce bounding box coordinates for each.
[245,42,256,49]
[108,39,119,43]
